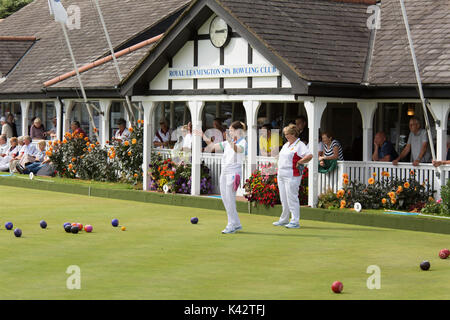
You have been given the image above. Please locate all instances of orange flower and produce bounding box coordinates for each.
[368,178,375,185]
[63,139,67,144]
[84,137,89,141]
[410,170,415,176]
[382,198,387,204]
[343,173,349,180]
[83,148,87,152]
[343,178,349,185]
[90,144,95,149]
[388,192,395,199]
[45,151,52,156]
[71,157,76,162]
[372,172,377,177]
[397,186,403,193]
[93,128,98,133]
[86,142,90,146]
[337,189,345,198]
[96,141,100,145]
[68,164,73,169]
[134,173,138,178]
[132,138,137,145]
[128,151,132,156]
[88,148,92,152]
[124,141,130,146]
[340,200,346,209]
[404,182,410,188]
[129,127,134,133]
[391,198,396,204]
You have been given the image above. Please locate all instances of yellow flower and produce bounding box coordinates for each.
[132,138,137,145]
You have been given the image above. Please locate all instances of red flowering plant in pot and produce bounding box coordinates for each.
[243,163,309,207]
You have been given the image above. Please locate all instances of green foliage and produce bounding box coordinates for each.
[421,199,443,215]
[0,0,33,19]
[317,189,340,210]
[441,179,450,214]
[321,171,434,211]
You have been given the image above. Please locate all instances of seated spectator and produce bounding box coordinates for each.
[71,120,87,137]
[319,131,344,167]
[295,116,309,144]
[212,118,226,142]
[1,115,13,138]
[259,123,282,157]
[0,134,8,157]
[30,118,46,140]
[182,122,192,152]
[9,135,38,173]
[153,119,172,149]
[20,140,50,174]
[114,118,131,142]
[372,131,399,162]
[0,137,19,171]
[393,117,432,166]
[46,117,57,139]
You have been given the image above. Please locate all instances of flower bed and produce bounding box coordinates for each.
[317,170,447,214]
[48,121,145,184]
[243,163,308,207]
[148,153,213,194]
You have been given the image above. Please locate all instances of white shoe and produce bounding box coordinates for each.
[222,226,236,234]
[273,221,289,226]
[234,225,242,232]
[285,222,300,229]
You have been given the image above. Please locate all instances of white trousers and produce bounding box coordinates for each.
[277,175,302,224]
[220,172,241,228]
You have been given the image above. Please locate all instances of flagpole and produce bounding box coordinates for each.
[92,0,137,125]
[399,0,438,164]
[60,21,100,142]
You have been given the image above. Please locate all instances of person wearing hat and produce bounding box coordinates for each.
[1,116,13,139]
[114,118,131,142]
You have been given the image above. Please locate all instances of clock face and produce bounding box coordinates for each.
[209,16,230,48]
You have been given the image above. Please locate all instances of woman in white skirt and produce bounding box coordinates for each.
[274,124,312,229]
[201,121,247,234]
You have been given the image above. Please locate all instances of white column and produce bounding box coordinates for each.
[55,99,62,141]
[20,100,30,136]
[188,101,204,196]
[142,101,156,191]
[357,101,378,162]
[429,100,448,161]
[99,100,112,146]
[62,100,74,135]
[305,99,327,208]
[243,100,260,180]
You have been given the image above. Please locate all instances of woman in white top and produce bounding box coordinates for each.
[0,137,20,171]
[273,124,313,229]
[201,121,247,234]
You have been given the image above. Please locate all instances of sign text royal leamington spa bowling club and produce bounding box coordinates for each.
[168,65,280,80]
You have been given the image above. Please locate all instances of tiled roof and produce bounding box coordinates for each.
[0,39,34,77]
[368,0,450,85]
[218,0,373,84]
[0,0,190,94]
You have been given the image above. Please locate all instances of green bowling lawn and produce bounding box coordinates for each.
[1,185,450,300]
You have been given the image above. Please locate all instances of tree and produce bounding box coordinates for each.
[0,0,33,19]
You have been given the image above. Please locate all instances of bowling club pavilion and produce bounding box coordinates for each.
[0,0,449,206]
